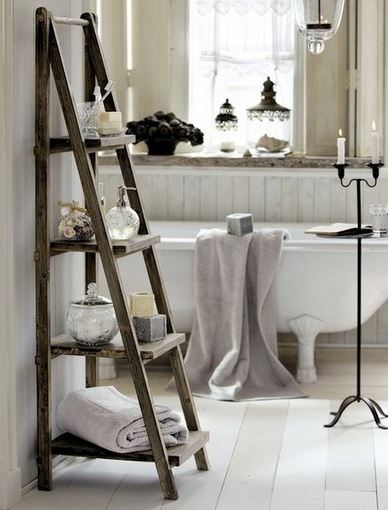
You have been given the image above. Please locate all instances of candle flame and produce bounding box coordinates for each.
[338,129,343,137]
[372,121,376,131]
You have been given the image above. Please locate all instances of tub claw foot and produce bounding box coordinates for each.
[288,315,324,384]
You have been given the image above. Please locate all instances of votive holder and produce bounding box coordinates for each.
[369,204,388,236]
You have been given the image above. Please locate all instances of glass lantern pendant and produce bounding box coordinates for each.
[215,99,238,153]
[247,77,291,153]
[294,0,346,54]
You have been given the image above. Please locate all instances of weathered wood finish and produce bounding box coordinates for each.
[49,14,178,500]
[50,234,160,256]
[85,148,98,387]
[51,333,186,362]
[169,346,210,470]
[35,10,208,500]
[35,7,52,491]
[50,135,135,153]
[81,11,209,476]
[52,431,209,467]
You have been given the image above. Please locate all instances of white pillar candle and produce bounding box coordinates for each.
[337,129,346,164]
[129,292,157,317]
[371,121,380,164]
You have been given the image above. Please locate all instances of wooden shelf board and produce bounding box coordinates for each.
[50,234,160,257]
[50,134,135,153]
[52,430,209,467]
[51,333,186,362]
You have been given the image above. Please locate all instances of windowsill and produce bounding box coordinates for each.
[99,152,375,169]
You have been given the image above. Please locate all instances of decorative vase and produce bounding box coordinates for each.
[145,139,177,156]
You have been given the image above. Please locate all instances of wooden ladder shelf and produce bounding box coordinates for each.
[35,8,209,501]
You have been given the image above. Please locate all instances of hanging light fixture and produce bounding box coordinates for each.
[294,0,346,54]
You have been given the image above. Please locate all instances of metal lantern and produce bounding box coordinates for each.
[247,77,291,153]
[294,0,346,54]
[215,99,238,153]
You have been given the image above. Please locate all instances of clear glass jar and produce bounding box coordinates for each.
[66,283,118,346]
[247,116,291,153]
[106,185,140,241]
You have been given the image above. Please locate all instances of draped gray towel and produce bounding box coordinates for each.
[183,229,304,401]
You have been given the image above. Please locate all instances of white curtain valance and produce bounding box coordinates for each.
[196,0,292,16]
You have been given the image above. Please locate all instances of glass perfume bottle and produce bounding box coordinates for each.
[106,185,140,240]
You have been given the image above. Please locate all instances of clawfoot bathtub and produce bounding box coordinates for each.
[107,221,387,384]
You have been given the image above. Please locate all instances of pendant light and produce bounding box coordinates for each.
[294,0,346,54]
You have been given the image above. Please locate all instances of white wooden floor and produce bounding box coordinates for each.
[14,347,388,510]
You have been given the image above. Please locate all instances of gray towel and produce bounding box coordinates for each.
[183,229,304,401]
[57,386,188,453]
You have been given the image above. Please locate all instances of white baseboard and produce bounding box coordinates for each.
[22,457,76,497]
[279,342,387,349]
[0,468,22,510]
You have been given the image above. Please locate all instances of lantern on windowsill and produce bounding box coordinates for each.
[294,0,346,55]
[247,77,291,154]
[215,99,238,153]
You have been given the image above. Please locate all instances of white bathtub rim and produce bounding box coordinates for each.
[150,221,388,253]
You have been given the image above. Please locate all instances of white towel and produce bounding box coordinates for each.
[183,228,304,401]
[57,386,188,453]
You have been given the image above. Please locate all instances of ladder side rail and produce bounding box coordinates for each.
[169,347,210,470]
[81,13,210,471]
[48,16,178,500]
[81,13,176,332]
[84,13,99,388]
[35,7,53,491]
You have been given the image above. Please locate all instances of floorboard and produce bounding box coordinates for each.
[269,400,329,510]
[15,347,387,510]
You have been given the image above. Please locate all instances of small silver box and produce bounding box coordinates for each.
[226,213,253,236]
[133,314,167,342]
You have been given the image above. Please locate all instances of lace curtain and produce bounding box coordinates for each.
[189,0,295,149]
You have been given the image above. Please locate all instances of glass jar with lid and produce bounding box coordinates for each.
[66,283,119,346]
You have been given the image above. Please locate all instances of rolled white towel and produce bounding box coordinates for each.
[57,386,188,453]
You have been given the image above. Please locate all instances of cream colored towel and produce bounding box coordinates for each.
[57,386,188,453]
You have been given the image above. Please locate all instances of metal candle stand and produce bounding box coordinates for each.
[324,161,387,429]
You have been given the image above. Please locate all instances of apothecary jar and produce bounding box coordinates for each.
[66,283,118,346]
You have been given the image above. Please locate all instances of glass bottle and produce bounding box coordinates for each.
[106,185,140,241]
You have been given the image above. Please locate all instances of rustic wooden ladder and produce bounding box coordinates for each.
[35,7,209,501]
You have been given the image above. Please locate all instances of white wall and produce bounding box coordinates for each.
[12,0,90,488]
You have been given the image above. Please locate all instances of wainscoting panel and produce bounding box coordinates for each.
[100,164,388,346]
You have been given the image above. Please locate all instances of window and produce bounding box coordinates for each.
[188,0,296,150]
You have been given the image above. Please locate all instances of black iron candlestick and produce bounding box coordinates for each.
[324,161,387,429]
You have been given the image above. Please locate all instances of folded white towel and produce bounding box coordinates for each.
[57,386,188,453]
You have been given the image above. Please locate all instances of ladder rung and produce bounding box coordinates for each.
[50,135,136,154]
[52,431,210,467]
[50,234,159,257]
[53,16,89,27]
[50,333,186,363]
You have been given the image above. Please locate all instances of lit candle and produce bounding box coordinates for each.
[337,129,346,164]
[371,121,380,164]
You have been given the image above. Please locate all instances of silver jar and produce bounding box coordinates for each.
[66,283,118,346]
